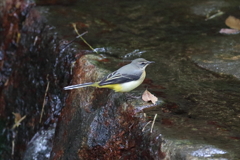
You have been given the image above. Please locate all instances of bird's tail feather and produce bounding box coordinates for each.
[64,82,95,90]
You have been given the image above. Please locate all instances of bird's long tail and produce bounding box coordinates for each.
[63,82,96,90]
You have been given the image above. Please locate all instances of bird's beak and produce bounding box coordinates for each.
[148,61,155,64]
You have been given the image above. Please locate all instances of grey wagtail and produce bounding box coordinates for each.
[64,58,154,92]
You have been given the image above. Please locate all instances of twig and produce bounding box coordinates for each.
[150,114,157,133]
[70,61,76,75]
[11,140,15,155]
[205,10,224,21]
[40,74,50,123]
[11,114,26,129]
[142,121,152,132]
[62,31,88,50]
[72,23,99,54]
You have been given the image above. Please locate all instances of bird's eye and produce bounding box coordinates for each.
[141,62,146,65]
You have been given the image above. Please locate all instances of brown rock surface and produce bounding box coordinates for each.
[51,55,162,160]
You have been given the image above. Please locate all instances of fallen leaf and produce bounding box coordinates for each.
[142,89,158,104]
[12,112,26,129]
[225,16,240,30]
[219,28,240,35]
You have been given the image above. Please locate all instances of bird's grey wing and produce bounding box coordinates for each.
[98,71,141,86]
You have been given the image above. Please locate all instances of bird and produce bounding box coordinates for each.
[64,58,154,92]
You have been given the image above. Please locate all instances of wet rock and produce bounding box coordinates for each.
[1,0,240,159]
[51,54,163,160]
[191,0,229,17]
[23,127,56,160]
[0,0,76,159]
[36,0,77,6]
[190,52,240,79]
[163,140,228,160]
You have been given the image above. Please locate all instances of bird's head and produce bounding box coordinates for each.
[132,58,154,69]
